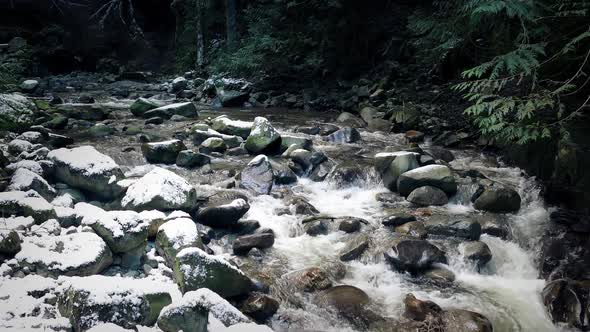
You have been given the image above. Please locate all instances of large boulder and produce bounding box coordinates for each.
[542,279,584,327]
[245,117,281,154]
[144,102,198,119]
[210,116,252,139]
[156,217,204,266]
[0,93,37,131]
[130,97,160,117]
[0,190,56,223]
[473,187,521,213]
[384,239,447,273]
[424,215,481,240]
[233,233,275,255]
[122,167,197,211]
[375,152,420,191]
[174,247,254,297]
[241,155,274,195]
[407,186,449,206]
[48,146,125,200]
[157,292,208,332]
[58,275,174,331]
[196,191,250,227]
[314,285,370,322]
[16,232,112,277]
[142,139,187,164]
[462,241,492,268]
[397,165,457,197]
[8,168,56,200]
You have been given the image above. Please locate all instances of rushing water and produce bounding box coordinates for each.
[74,102,561,331]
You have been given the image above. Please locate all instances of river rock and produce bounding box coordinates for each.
[542,279,584,327]
[8,167,57,200]
[48,146,125,200]
[384,239,447,273]
[156,217,204,267]
[407,186,449,206]
[245,117,281,154]
[20,79,39,92]
[327,162,367,187]
[0,93,37,131]
[240,293,279,322]
[0,190,57,223]
[16,232,112,277]
[121,167,197,211]
[196,192,250,228]
[303,217,331,236]
[337,112,365,128]
[144,102,198,119]
[218,89,249,107]
[269,159,298,185]
[171,76,188,91]
[174,247,254,297]
[233,233,275,255]
[130,97,160,117]
[200,137,227,154]
[338,217,362,233]
[339,234,369,261]
[375,152,420,191]
[397,165,457,197]
[241,155,274,195]
[157,293,208,332]
[280,135,313,151]
[192,128,243,148]
[424,215,481,240]
[315,285,370,321]
[423,266,456,286]
[282,267,333,292]
[441,309,494,332]
[473,186,521,213]
[211,115,252,138]
[326,127,361,144]
[142,139,187,164]
[382,213,417,227]
[422,146,455,163]
[395,221,428,239]
[58,275,173,331]
[176,150,211,168]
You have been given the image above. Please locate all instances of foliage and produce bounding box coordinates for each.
[0,46,33,93]
[410,0,590,144]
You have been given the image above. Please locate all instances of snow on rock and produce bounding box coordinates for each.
[0,216,35,231]
[75,202,148,253]
[57,275,179,331]
[8,167,56,200]
[174,247,253,298]
[121,167,197,211]
[15,232,112,277]
[16,131,44,144]
[0,93,37,130]
[139,210,167,238]
[156,217,203,266]
[31,218,61,236]
[0,230,21,256]
[48,146,125,200]
[87,323,134,331]
[0,190,56,223]
[7,139,34,155]
[5,160,43,176]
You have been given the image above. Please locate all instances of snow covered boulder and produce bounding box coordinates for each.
[375,151,420,191]
[57,275,175,331]
[240,155,274,195]
[196,191,250,228]
[174,247,254,297]
[8,138,34,155]
[0,190,56,223]
[156,217,204,267]
[157,292,209,332]
[121,167,197,211]
[48,146,125,200]
[6,160,44,176]
[76,203,148,267]
[245,117,281,154]
[397,164,457,197]
[140,210,167,238]
[0,93,37,131]
[211,115,252,139]
[142,139,187,164]
[16,232,112,277]
[144,102,198,119]
[8,168,57,200]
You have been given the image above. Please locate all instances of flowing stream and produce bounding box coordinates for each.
[74,103,561,331]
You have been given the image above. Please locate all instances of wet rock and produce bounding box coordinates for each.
[245,116,281,154]
[327,162,368,187]
[405,130,425,143]
[218,89,250,107]
[196,191,250,227]
[339,234,369,261]
[441,309,493,332]
[58,275,172,331]
[384,239,447,273]
[423,266,456,286]
[156,217,204,266]
[286,195,319,215]
[8,168,56,200]
[16,232,112,277]
[282,267,333,292]
[542,279,584,327]
[130,97,160,117]
[326,127,361,144]
[78,94,95,104]
[0,93,37,130]
[397,165,457,197]
[48,146,125,200]
[142,139,187,164]
[424,215,481,240]
[475,214,511,239]
[315,285,370,321]
[303,217,331,236]
[0,190,57,223]
[174,247,254,297]
[407,186,449,206]
[145,116,164,125]
[280,135,313,151]
[241,155,274,195]
[403,293,442,321]
[176,150,210,168]
[338,217,362,233]
[382,213,416,227]
[144,102,198,119]
[337,112,365,128]
[240,293,279,322]
[233,233,275,255]
[395,221,428,239]
[375,151,420,191]
[270,159,298,185]
[422,146,455,163]
[462,241,492,268]
[171,77,188,92]
[211,115,252,139]
[121,167,197,211]
[473,186,521,213]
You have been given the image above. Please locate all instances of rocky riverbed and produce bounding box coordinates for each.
[0,74,587,332]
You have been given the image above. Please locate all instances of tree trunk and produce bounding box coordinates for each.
[195,0,205,67]
[225,0,237,50]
